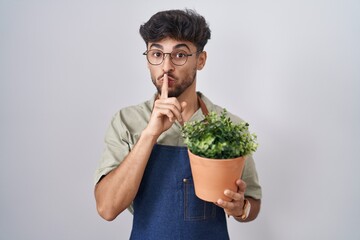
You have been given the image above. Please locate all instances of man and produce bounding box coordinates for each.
[94,9,262,239]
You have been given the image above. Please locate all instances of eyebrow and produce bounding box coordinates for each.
[149,43,163,49]
[173,44,191,51]
[148,43,191,52]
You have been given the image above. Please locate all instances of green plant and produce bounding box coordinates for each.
[181,109,258,159]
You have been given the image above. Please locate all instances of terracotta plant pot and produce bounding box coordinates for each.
[188,150,246,202]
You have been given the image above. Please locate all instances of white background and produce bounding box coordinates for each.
[1,0,359,239]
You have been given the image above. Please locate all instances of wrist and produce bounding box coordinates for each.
[140,128,160,144]
[235,199,251,221]
[142,127,160,140]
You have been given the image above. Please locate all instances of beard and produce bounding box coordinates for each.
[152,68,197,98]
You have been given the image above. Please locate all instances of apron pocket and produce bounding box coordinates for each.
[183,178,217,221]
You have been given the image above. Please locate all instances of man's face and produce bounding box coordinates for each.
[146,37,206,98]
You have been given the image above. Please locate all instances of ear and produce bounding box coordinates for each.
[196,51,207,70]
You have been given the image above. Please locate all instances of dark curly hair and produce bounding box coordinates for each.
[139,9,211,51]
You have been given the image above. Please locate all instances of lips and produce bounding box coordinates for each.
[160,75,176,86]
[167,79,175,87]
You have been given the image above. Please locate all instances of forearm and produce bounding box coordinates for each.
[94,130,158,221]
[234,197,261,222]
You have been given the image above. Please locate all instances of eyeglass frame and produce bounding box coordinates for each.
[143,49,202,66]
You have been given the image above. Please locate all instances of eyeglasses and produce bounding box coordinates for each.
[143,49,201,66]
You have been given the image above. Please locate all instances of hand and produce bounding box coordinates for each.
[144,73,186,137]
[216,179,247,218]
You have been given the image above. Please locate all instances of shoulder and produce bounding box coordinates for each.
[199,92,246,124]
[112,95,155,123]
[106,96,155,137]
[118,99,153,118]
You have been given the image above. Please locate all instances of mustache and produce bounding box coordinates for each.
[158,73,175,81]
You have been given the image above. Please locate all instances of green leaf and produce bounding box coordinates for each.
[181,109,258,159]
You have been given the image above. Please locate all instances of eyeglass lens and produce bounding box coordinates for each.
[146,50,189,66]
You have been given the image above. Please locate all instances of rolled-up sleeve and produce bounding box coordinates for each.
[242,155,262,199]
[94,112,132,185]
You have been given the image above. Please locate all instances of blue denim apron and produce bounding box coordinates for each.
[129,144,229,240]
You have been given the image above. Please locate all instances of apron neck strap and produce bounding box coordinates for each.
[197,95,209,116]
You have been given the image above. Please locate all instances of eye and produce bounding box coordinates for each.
[150,50,163,58]
[173,51,187,59]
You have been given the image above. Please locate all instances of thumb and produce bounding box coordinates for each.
[181,101,187,111]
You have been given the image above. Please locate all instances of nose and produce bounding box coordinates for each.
[162,53,175,73]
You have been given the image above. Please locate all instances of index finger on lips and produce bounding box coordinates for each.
[160,73,168,99]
